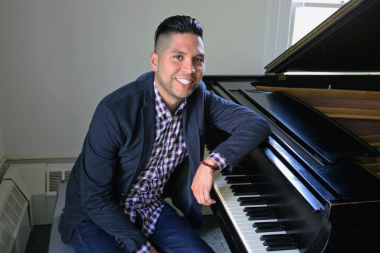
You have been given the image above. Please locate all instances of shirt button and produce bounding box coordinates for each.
[164,143,167,147]
[148,178,152,181]
[138,191,141,196]
[134,205,138,209]
[158,165,161,168]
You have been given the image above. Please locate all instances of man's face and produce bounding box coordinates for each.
[151,33,205,106]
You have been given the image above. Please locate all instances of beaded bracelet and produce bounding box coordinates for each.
[200,160,217,172]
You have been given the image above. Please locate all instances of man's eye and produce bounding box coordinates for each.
[195,58,204,63]
[174,55,183,60]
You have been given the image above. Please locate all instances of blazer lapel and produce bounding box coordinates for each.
[183,95,201,173]
[132,74,156,183]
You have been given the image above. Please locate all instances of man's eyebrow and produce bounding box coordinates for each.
[171,50,186,55]
[170,50,205,58]
[196,53,205,58]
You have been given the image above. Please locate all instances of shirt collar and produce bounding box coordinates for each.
[154,81,187,118]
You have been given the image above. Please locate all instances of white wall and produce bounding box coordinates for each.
[0,0,284,157]
[0,121,4,160]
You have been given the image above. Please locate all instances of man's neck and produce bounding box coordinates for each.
[165,100,182,115]
[154,79,183,115]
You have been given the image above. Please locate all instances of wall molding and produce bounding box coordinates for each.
[0,155,78,168]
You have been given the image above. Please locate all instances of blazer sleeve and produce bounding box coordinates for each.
[204,90,271,169]
[79,102,147,251]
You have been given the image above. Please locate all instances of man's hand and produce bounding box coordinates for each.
[150,247,159,253]
[191,158,217,205]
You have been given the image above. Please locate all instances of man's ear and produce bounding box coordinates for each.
[151,52,158,72]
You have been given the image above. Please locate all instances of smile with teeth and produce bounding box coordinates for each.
[176,78,193,85]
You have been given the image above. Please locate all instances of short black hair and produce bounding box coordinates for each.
[154,15,205,51]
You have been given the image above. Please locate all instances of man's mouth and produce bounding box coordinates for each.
[175,78,193,86]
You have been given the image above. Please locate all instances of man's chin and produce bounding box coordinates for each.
[176,88,198,100]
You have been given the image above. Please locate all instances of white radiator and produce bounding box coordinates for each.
[0,180,30,253]
[0,162,73,253]
[2,163,73,225]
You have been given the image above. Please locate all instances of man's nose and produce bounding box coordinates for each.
[181,59,196,74]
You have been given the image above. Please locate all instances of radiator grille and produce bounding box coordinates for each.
[0,212,15,235]
[65,170,71,180]
[0,224,12,252]
[11,187,26,207]
[0,181,28,253]
[45,166,72,193]
[3,204,18,227]
[6,194,22,217]
[0,241,7,253]
[49,171,62,192]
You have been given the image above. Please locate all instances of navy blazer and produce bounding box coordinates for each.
[60,72,271,250]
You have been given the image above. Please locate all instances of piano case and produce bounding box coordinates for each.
[203,0,380,252]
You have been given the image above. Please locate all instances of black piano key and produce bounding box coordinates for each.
[222,169,246,176]
[253,222,282,228]
[238,197,265,206]
[245,209,271,214]
[247,212,275,218]
[263,239,294,246]
[260,234,290,241]
[246,210,273,215]
[225,177,250,184]
[234,190,259,196]
[248,215,275,221]
[266,245,297,251]
[255,227,284,233]
[240,200,264,206]
[233,187,259,194]
[245,208,272,214]
[244,207,271,213]
[253,222,284,233]
[230,185,257,191]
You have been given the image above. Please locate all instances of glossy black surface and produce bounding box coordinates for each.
[266,0,380,73]
[211,81,380,200]
[205,79,380,252]
[240,89,378,163]
[249,75,380,92]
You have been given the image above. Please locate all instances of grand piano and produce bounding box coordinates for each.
[203,0,380,252]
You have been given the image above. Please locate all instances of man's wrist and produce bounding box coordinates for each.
[207,152,228,171]
[203,157,218,168]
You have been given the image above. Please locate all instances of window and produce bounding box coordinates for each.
[289,1,349,45]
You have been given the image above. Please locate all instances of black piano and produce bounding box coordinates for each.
[203,0,380,252]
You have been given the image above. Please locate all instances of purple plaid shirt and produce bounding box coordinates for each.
[120,82,228,253]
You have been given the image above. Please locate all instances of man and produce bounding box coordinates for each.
[60,15,271,253]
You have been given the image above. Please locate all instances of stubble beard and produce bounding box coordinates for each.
[155,67,198,101]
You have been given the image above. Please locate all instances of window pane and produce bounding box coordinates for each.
[292,6,339,44]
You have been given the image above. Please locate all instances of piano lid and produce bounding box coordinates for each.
[265,0,380,74]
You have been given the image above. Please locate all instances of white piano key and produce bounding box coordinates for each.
[213,172,299,253]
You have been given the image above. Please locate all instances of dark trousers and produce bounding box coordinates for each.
[71,204,214,253]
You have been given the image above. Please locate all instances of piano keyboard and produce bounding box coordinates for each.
[213,170,299,253]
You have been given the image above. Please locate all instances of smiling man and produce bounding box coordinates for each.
[60,16,271,253]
